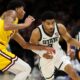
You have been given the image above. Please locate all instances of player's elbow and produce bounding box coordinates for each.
[22,43,30,50]
[4,25,10,31]
[22,45,27,49]
[67,37,74,44]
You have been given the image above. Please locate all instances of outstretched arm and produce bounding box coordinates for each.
[12,32,54,52]
[58,23,80,48]
[30,28,55,59]
[2,10,35,30]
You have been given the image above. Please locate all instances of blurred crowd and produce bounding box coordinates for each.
[0,0,80,80]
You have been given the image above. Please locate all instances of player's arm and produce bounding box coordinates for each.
[29,28,54,51]
[30,28,55,59]
[29,28,53,50]
[3,10,35,30]
[12,32,43,50]
[12,32,28,49]
[12,32,54,52]
[58,23,80,48]
[29,28,40,44]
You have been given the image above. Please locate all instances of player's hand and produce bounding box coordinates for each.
[45,47,55,55]
[24,15,35,27]
[43,52,53,59]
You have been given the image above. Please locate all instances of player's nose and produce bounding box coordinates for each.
[49,25,53,28]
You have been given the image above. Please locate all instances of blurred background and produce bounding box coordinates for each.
[0,0,80,80]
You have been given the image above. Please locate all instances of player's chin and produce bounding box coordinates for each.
[49,29,54,33]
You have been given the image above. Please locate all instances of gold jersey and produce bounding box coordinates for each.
[0,18,18,47]
[0,18,18,72]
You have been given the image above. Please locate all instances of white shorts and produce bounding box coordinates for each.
[39,50,71,80]
[7,58,31,75]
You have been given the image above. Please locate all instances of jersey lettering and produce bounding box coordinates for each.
[43,37,58,44]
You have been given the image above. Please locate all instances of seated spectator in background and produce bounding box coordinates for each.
[68,18,80,62]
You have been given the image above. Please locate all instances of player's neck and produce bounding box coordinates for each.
[42,25,54,37]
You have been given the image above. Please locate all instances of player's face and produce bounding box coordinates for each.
[42,19,55,33]
[16,6,25,19]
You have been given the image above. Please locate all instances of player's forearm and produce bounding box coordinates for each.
[68,38,80,48]
[25,42,46,50]
[4,23,28,30]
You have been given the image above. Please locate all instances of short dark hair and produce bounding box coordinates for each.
[7,0,25,10]
[41,11,56,21]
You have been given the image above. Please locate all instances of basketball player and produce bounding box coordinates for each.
[30,11,80,80]
[0,1,54,80]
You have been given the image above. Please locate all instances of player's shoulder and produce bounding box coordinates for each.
[2,10,17,19]
[6,10,16,14]
[57,23,67,34]
[57,23,66,30]
[57,23,65,28]
[32,26,40,35]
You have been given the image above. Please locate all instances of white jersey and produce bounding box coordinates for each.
[38,23,61,50]
[32,23,66,59]
[38,23,66,58]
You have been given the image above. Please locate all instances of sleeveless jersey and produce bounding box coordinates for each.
[0,18,18,71]
[0,18,18,47]
[38,23,61,51]
[37,23,66,59]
